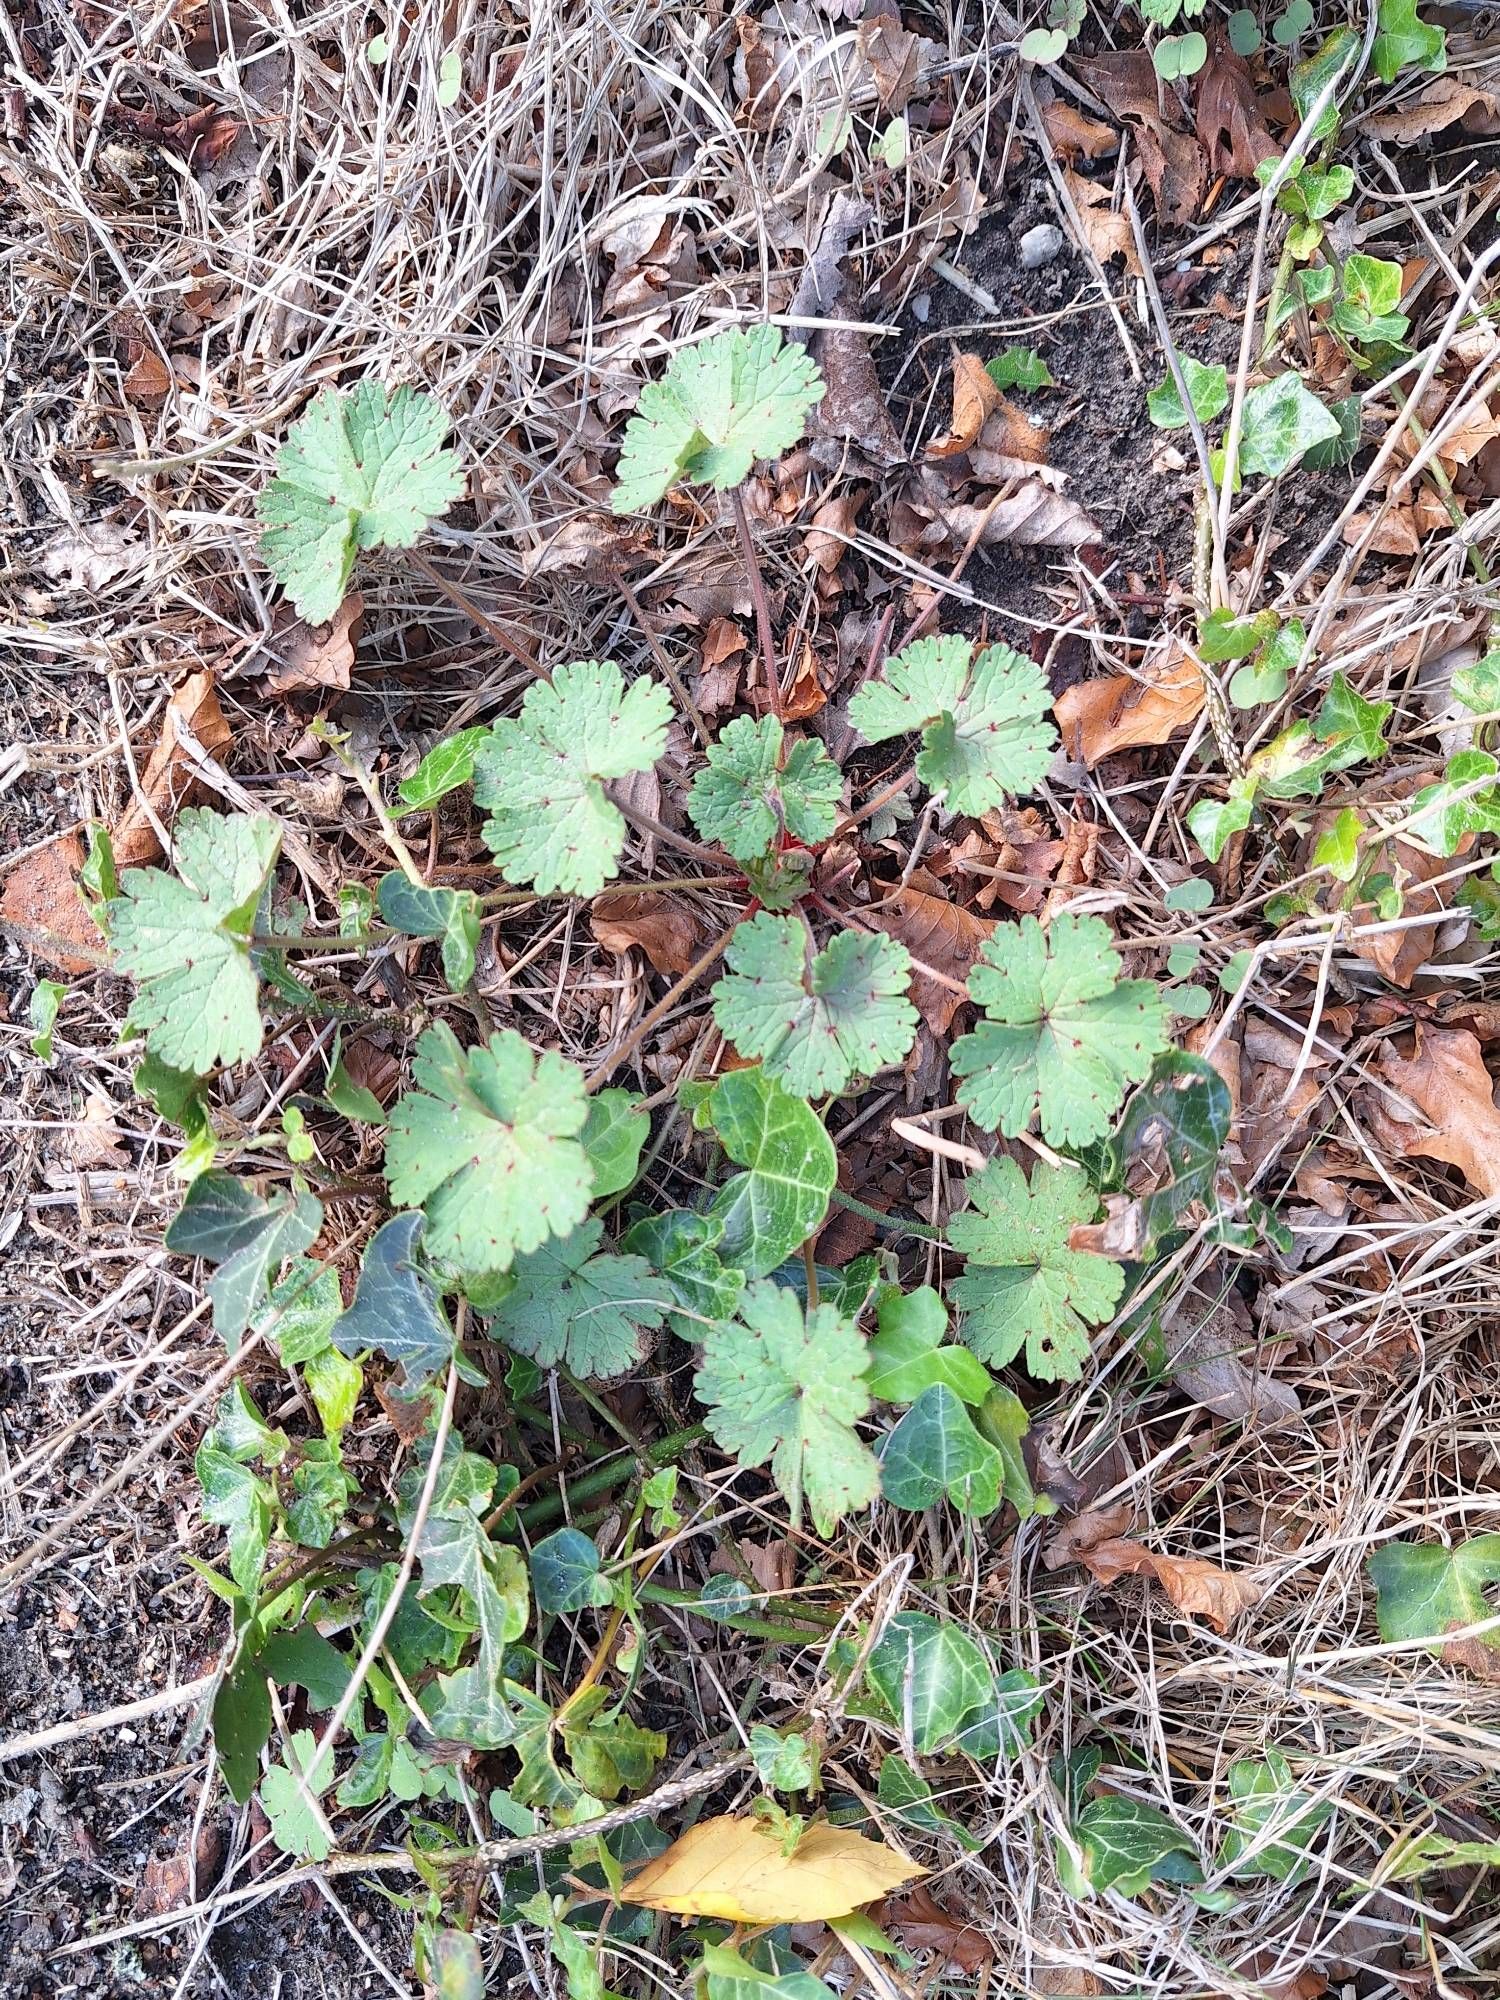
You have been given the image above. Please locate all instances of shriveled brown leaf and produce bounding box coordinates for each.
[1041,98,1119,162]
[521,513,651,579]
[1366,75,1500,144]
[592,891,703,977]
[1077,1537,1262,1632]
[1365,1026,1500,1200]
[1,833,103,974]
[1042,1501,1136,1569]
[1054,647,1203,766]
[712,1537,796,1594]
[885,1886,993,1974]
[114,669,234,868]
[863,885,992,1034]
[1345,835,1449,989]
[56,1090,128,1170]
[338,1035,402,1107]
[802,493,863,574]
[1070,55,1205,225]
[261,593,363,695]
[857,15,932,111]
[943,481,1099,552]
[1194,45,1278,179]
[812,323,908,469]
[40,521,143,593]
[1061,168,1143,275]
[135,1822,223,1916]
[1159,1273,1303,1428]
[927,351,1001,459]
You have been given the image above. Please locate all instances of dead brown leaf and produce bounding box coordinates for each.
[802,493,863,574]
[1366,1025,1500,1199]
[39,521,142,593]
[1041,97,1119,162]
[135,1822,223,1916]
[57,1090,128,1170]
[1344,833,1449,989]
[863,885,992,1034]
[521,513,651,579]
[1077,1537,1263,1632]
[1042,1501,1137,1569]
[1070,54,1205,225]
[1366,75,1500,144]
[1159,1273,1303,1428]
[592,892,703,977]
[1054,647,1203,766]
[941,481,1100,552]
[261,593,363,695]
[811,323,908,470]
[1194,44,1278,179]
[1061,168,1143,274]
[927,351,1001,459]
[114,669,234,868]
[857,15,930,111]
[0,833,103,974]
[885,1886,993,1974]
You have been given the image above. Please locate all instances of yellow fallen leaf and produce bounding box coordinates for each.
[619,1814,925,1923]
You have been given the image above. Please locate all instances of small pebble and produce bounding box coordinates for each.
[1019,223,1066,270]
[911,292,930,323]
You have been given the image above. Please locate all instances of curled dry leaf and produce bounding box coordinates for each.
[1061,169,1142,276]
[39,521,143,594]
[1071,55,1205,227]
[591,891,704,977]
[1054,647,1203,766]
[802,493,863,574]
[863,884,993,1034]
[1159,1272,1303,1428]
[886,1886,994,1974]
[521,512,651,579]
[621,1815,924,1923]
[114,669,234,868]
[1076,1536,1263,1632]
[1365,1026,1500,1200]
[261,592,363,695]
[0,832,103,975]
[1041,97,1120,163]
[938,482,1100,553]
[927,352,1001,459]
[57,1090,129,1170]
[1338,828,1449,989]
[1365,75,1500,144]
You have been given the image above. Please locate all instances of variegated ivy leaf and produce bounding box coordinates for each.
[848,634,1056,815]
[711,913,917,1098]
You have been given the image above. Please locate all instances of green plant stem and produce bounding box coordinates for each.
[1259,242,1297,366]
[328,738,427,888]
[730,484,782,723]
[829,1187,943,1242]
[517,1424,708,1529]
[635,1582,835,1641]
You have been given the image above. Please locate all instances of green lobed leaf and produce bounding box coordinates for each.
[864,1611,994,1755]
[1238,373,1341,479]
[257,383,463,624]
[948,1158,1124,1383]
[621,1208,746,1337]
[1188,787,1255,862]
[196,1446,273,1600]
[611,325,825,513]
[986,345,1055,392]
[1228,617,1304,709]
[111,809,281,1076]
[697,1066,837,1279]
[398,727,489,810]
[472,659,671,895]
[1406,750,1500,856]
[260,1729,336,1861]
[749,1724,819,1793]
[1368,1535,1500,1661]
[694,1280,879,1535]
[688,714,842,863]
[1252,671,1391,801]
[878,1384,1003,1515]
[1219,1749,1332,1883]
[384,1021,592,1280]
[167,1171,323,1342]
[1372,0,1446,84]
[415,1497,529,1681]
[865,1283,992,1405]
[951,912,1170,1148]
[712,915,917,1099]
[262,1260,341,1364]
[377,871,480,992]
[699,1943,836,2000]
[559,1687,666,1799]
[483,1218,673,1380]
[1147,357,1228,431]
[848,634,1056,815]
[329,1210,459,1389]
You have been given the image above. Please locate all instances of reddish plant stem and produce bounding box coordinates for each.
[730,484,782,723]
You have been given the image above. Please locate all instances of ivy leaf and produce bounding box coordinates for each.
[473,659,671,895]
[1367,1535,1500,1661]
[1147,357,1228,430]
[948,1158,1123,1382]
[263,1261,342,1365]
[876,1755,983,1849]
[384,1022,592,1279]
[196,1445,274,1600]
[559,1687,666,1799]
[621,1208,746,1337]
[688,715,842,863]
[1372,0,1446,84]
[951,913,1169,1147]
[749,1725,819,1793]
[878,1384,1002,1515]
[865,1284,992,1405]
[1251,670,1391,801]
[329,1211,461,1390]
[1062,1797,1201,1899]
[415,1494,529,1678]
[260,1730,336,1861]
[611,324,825,513]
[950,1665,1044,1762]
[397,727,489,810]
[1109,1050,1232,1259]
[712,915,917,1098]
[166,1171,322,1342]
[693,1281,879,1534]
[582,1089,649,1200]
[1187,786,1255,862]
[1406,750,1500,856]
[1238,373,1340,479]
[257,383,463,624]
[483,1218,674,1380]
[985,346,1055,392]
[214,1651,272,1803]
[531,1527,614,1613]
[377,871,480,991]
[1219,1749,1332,1883]
[699,1944,837,2000]
[696,1067,837,1278]
[848,635,1056,814]
[864,1611,994,1755]
[111,809,281,1075]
